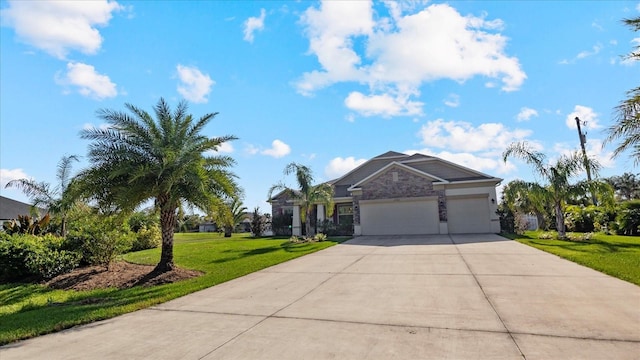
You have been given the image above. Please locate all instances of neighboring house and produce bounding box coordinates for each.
[198,222,217,233]
[0,195,47,224]
[269,151,502,236]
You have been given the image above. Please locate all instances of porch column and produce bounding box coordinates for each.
[292,205,301,236]
[317,204,325,223]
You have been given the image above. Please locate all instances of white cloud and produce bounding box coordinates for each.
[245,144,259,155]
[576,43,602,59]
[404,148,516,175]
[560,43,603,64]
[243,8,266,43]
[296,2,526,116]
[216,142,234,153]
[56,62,117,99]
[1,0,122,59]
[443,94,460,108]
[417,119,534,153]
[566,105,600,130]
[176,64,214,103]
[325,157,367,179]
[0,168,29,189]
[344,90,423,117]
[516,107,538,122]
[261,139,291,158]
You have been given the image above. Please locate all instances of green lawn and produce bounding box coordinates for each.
[0,233,347,345]
[512,231,640,286]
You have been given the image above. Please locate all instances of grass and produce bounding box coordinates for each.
[510,231,640,286]
[0,233,348,345]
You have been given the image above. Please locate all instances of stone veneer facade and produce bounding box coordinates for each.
[352,167,447,226]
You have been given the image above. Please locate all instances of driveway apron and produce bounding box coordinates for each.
[2,234,639,359]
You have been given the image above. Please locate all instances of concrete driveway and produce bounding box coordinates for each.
[2,234,639,359]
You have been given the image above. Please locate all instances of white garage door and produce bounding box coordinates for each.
[447,197,491,234]
[360,198,439,235]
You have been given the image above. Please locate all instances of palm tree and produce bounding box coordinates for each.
[501,180,549,230]
[268,163,334,236]
[215,197,247,237]
[605,173,640,201]
[6,155,79,236]
[503,142,600,238]
[75,98,239,272]
[604,16,640,163]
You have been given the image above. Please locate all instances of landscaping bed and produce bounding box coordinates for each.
[0,233,346,345]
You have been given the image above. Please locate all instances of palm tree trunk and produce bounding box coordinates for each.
[156,205,176,272]
[305,211,313,237]
[535,211,546,230]
[554,201,566,239]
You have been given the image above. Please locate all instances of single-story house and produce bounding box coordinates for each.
[269,151,501,236]
[0,195,47,224]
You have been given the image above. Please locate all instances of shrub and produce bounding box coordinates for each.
[128,210,159,232]
[131,225,161,251]
[565,232,593,242]
[538,232,555,240]
[66,210,134,266]
[318,220,353,236]
[3,214,52,235]
[26,248,81,279]
[0,233,81,281]
[272,213,293,236]
[251,207,264,237]
[496,205,515,234]
[314,233,327,242]
[615,200,640,236]
[0,233,35,281]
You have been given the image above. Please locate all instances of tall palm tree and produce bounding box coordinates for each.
[6,155,79,236]
[75,98,239,272]
[605,173,640,201]
[503,142,600,238]
[604,16,640,163]
[268,163,334,236]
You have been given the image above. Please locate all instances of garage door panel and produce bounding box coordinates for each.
[360,199,439,235]
[447,197,491,234]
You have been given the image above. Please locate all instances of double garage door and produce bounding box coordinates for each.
[359,196,491,235]
[360,198,439,236]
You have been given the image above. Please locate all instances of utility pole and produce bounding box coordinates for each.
[575,116,597,205]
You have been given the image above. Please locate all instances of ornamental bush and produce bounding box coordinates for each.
[0,233,81,281]
[131,225,161,251]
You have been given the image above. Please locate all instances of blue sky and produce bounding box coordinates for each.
[1,1,639,213]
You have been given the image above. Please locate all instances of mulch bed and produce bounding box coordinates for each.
[45,262,202,291]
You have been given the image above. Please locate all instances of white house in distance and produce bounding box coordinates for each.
[269,151,502,236]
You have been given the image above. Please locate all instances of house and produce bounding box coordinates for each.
[269,151,502,236]
[0,195,47,224]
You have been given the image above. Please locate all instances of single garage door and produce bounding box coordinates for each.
[360,198,439,235]
[447,196,491,234]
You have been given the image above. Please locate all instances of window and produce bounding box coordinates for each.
[337,204,353,225]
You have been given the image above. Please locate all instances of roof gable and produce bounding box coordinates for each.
[402,157,498,182]
[348,162,447,190]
